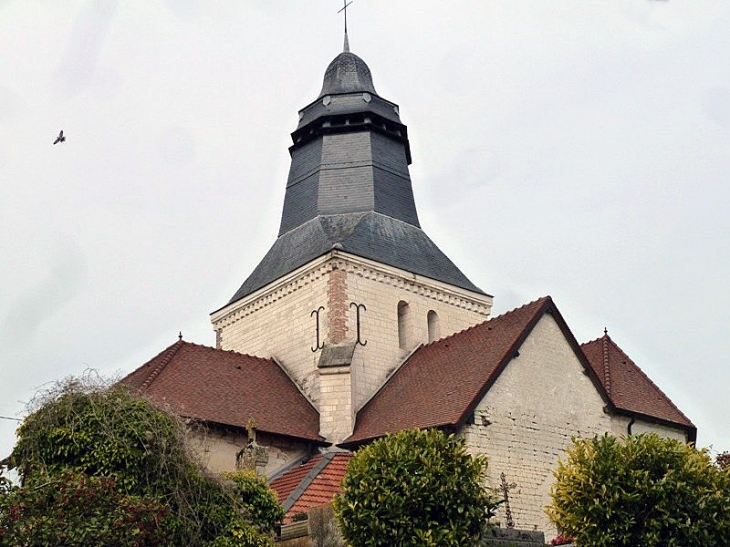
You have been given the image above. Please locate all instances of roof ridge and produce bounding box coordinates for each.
[176,339,280,365]
[282,452,336,512]
[488,295,551,321]
[420,295,552,349]
[601,334,612,396]
[141,339,185,389]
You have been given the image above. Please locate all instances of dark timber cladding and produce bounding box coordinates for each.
[226,49,486,304]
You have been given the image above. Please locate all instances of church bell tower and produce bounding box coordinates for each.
[211,43,493,443]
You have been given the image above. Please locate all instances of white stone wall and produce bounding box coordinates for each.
[212,250,493,441]
[342,255,492,410]
[319,368,354,443]
[611,415,689,442]
[189,426,310,478]
[461,313,612,537]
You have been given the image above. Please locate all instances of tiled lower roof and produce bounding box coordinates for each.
[269,452,353,521]
[122,340,323,442]
[581,334,695,431]
[345,296,694,446]
[345,297,557,445]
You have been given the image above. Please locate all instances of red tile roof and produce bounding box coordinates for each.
[345,295,694,447]
[581,333,695,432]
[122,340,323,442]
[269,452,353,521]
[345,296,572,445]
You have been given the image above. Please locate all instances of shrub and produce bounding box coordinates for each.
[224,470,285,535]
[0,470,171,546]
[547,433,730,547]
[2,376,278,546]
[333,428,499,547]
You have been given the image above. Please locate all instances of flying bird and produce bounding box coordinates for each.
[53,130,65,145]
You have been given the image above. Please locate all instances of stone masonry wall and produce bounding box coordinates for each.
[611,414,689,442]
[342,255,492,410]
[212,251,493,443]
[319,367,354,443]
[461,313,612,538]
[187,427,309,478]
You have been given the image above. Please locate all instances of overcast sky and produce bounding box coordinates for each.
[1,1,728,460]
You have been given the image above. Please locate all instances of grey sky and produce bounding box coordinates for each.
[1,1,728,460]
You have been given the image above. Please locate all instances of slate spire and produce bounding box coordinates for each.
[226,48,485,304]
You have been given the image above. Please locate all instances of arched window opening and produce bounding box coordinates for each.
[427,310,441,343]
[398,301,410,350]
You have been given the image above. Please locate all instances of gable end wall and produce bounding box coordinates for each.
[461,313,612,537]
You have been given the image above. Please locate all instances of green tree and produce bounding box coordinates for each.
[333,428,499,547]
[547,433,730,547]
[0,378,281,546]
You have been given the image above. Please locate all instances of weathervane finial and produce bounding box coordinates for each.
[338,0,353,52]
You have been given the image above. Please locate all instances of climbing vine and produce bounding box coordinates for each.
[1,374,280,546]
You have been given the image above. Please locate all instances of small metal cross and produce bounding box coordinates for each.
[500,472,517,528]
[338,0,353,33]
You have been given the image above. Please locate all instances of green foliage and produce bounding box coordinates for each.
[333,428,499,547]
[224,470,285,535]
[1,377,279,547]
[547,433,730,547]
[11,379,189,494]
[0,470,171,546]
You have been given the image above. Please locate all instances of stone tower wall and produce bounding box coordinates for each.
[341,255,492,410]
[212,251,492,443]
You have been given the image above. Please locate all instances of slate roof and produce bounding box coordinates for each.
[122,339,323,442]
[319,51,377,98]
[226,212,486,304]
[222,48,487,306]
[581,333,695,433]
[269,452,353,521]
[344,296,694,446]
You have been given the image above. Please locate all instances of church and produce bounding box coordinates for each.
[123,35,695,536]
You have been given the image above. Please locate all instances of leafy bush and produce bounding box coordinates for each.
[333,428,499,547]
[1,377,279,546]
[0,470,171,546]
[224,470,285,535]
[547,433,730,547]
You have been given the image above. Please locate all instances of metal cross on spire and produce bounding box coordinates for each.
[338,0,353,52]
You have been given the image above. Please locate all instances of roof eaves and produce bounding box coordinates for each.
[201,418,327,445]
[610,407,697,443]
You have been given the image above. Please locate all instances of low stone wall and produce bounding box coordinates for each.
[277,519,547,546]
[479,526,546,546]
